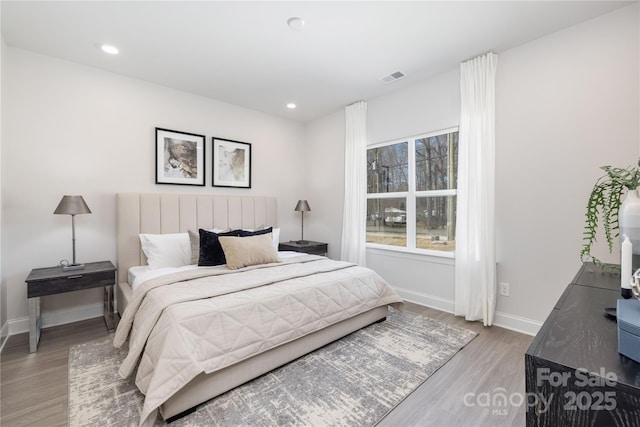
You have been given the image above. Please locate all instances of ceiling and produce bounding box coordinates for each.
[1,1,634,123]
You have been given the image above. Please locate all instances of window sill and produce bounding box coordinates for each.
[366,244,454,265]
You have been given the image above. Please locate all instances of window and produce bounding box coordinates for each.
[366,128,458,255]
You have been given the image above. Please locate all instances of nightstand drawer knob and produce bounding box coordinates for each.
[68,275,83,279]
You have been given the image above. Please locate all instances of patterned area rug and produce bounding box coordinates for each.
[69,308,476,426]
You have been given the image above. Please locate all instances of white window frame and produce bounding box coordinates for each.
[366,127,458,258]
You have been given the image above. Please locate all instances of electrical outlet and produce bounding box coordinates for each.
[500,282,510,297]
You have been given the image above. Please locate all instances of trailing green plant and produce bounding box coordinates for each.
[581,160,640,268]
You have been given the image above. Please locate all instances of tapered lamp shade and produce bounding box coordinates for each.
[295,200,311,243]
[294,200,311,212]
[54,195,92,215]
[54,196,91,269]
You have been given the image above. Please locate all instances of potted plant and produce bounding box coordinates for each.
[581,160,640,268]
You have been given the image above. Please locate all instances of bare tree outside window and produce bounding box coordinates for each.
[367,142,408,194]
[366,129,458,253]
[415,133,458,191]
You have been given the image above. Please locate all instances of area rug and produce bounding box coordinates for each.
[69,308,477,427]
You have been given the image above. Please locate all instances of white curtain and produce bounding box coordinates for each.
[341,101,368,266]
[454,52,498,326]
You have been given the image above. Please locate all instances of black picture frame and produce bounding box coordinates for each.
[155,127,206,186]
[212,137,252,188]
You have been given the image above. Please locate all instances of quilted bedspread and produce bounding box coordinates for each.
[113,255,403,426]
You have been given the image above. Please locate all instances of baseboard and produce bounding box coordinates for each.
[7,302,104,336]
[394,286,455,313]
[0,321,9,353]
[492,310,542,336]
[394,286,542,336]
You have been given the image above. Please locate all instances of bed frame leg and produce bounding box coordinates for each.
[165,406,197,424]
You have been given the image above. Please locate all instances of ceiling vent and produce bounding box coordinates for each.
[380,71,406,84]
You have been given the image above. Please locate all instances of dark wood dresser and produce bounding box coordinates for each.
[525,263,640,426]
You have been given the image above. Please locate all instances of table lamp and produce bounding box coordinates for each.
[54,195,91,270]
[295,200,310,244]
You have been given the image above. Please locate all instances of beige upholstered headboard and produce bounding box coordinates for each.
[116,193,277,284]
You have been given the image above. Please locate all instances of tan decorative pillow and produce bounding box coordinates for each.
[218,233,279,270]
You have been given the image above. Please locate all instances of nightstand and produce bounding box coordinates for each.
[25,260,117,353]
[279,241,328,256]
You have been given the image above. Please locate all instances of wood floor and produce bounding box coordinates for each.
[378,303,533,427]
[1,302,533,427]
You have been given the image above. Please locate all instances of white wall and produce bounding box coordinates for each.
[368,69,461,144]
[302,109,345,259]
[0,35,6,346]
[495,3,639,323]
[305,4,639,334]
[2,48,306,333]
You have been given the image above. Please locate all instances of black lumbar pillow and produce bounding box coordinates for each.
[238,227,272,237]
[198,229,242,266]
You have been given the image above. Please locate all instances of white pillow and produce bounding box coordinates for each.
[271,228,280,251]
[139,232,191,269]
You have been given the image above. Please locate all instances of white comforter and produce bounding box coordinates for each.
[113,255,402,426]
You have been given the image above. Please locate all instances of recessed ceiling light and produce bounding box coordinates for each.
[286,103,297,109]
[287,17,305,31]
[100,44,119,55]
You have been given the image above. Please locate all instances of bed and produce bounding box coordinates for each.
[113,193,403,426]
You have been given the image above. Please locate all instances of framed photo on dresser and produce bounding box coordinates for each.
[212,137,251,188]
[155,127,205,186]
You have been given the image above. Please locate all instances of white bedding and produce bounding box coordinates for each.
[115,254,403,426]
[128,251,305,292]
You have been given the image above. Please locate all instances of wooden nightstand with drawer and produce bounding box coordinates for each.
[279,241,328,256]
[25,260,117,353]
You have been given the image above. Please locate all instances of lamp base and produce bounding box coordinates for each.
[62,263,85,271]
[296,240,309,245]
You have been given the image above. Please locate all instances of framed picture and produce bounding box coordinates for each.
[212,137,252,188]
[155,128,205,186]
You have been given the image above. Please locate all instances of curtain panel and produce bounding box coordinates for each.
[454,52,498,326]
[341,101,368,266]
